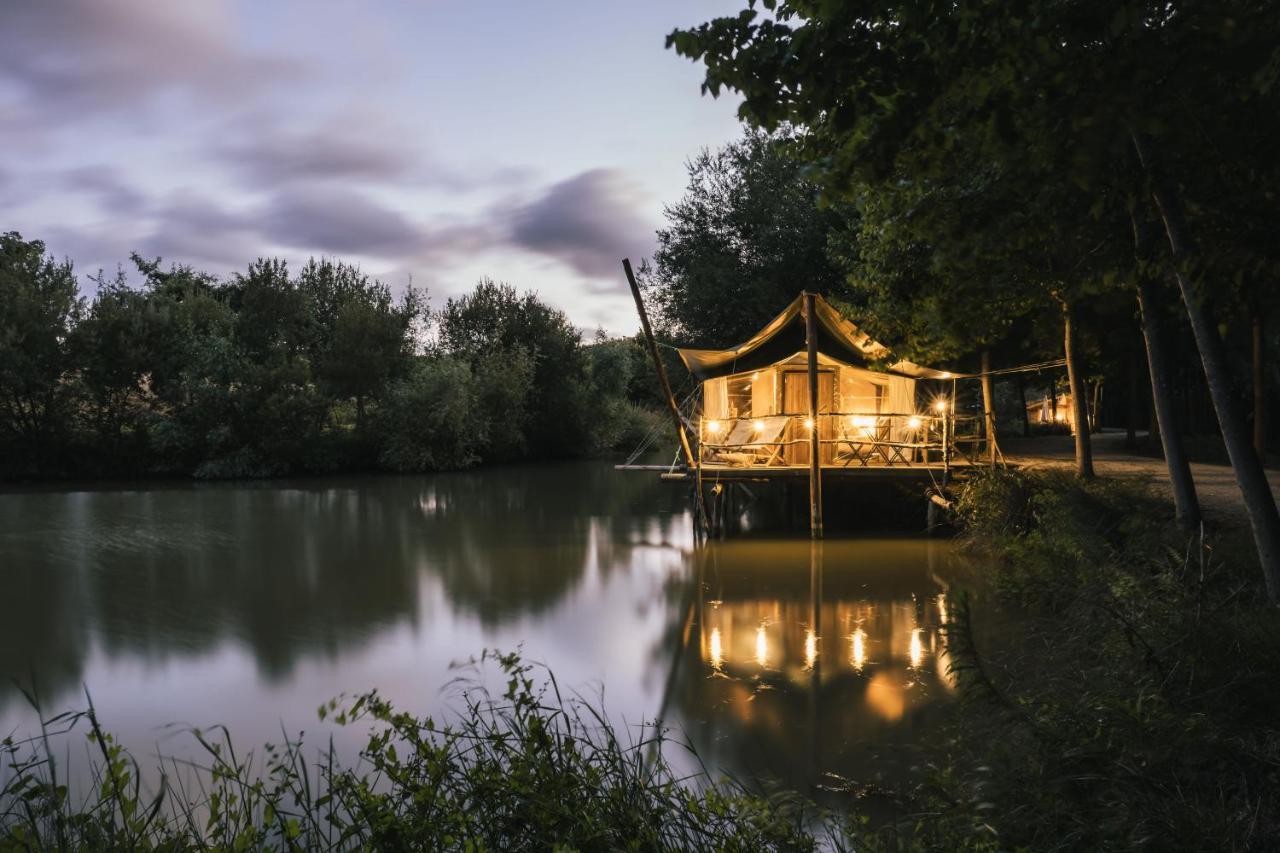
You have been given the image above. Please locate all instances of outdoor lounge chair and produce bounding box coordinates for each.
[703,415,789,467]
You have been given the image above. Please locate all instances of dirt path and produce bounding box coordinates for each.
[1002,431,1280,527]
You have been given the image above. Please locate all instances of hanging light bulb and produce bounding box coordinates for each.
[706,420,722,435]
[803,417,815,430]
[907,416,922,430]
[753,419,765,433]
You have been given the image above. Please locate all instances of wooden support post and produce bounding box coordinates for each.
[980,350,997,465]
[804,293,824,539]
[623,258,709,533]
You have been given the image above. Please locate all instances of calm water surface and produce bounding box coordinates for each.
[1,463,972,796]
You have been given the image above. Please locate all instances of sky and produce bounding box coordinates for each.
[2,0,746,332]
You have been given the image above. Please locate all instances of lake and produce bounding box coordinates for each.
[0,462,972,802]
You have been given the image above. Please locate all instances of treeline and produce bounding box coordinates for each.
[0,232,667,480]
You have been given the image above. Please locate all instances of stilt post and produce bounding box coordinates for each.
[623,258,709,533]
[804,293,824,539]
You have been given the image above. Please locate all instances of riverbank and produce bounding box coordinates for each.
[926,468,1280,849]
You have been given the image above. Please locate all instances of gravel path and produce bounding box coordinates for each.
[1002,431,1280,526]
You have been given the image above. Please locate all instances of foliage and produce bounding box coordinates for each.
[377,358,480,472]
[640,129,850,346]
[940,470,1280,849]
[0,653,839,851]
[0,233,82,474]
[0,239,669,482]
[438,278,594,458]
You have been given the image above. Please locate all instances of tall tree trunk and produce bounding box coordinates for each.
[981,350,997,464]
[1126,350,1139,449]
[1134,132,1280,600]
[1136,266,1192,525]
[1148,383,1161,453]
[1090,379,1103,432]
[1061,300,1094,478]
[1016,374,1031,437]
[1255,312,1267,463]
[1050,384,1059,425]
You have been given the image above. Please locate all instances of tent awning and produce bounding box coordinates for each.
[675,294,949,381]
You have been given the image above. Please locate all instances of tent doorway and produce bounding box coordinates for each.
[782,370,835,465]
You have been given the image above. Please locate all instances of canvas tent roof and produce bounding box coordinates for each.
[676,293,948,381]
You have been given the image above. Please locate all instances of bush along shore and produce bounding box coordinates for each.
[927,470,1280,850]
[1,652,850,852]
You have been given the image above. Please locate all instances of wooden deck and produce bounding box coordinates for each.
[616,461,985,483]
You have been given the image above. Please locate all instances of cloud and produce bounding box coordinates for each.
[261,187,426,257]
[135,193,262,274]
[61,166,149,216]
[0,0,298,121]
[506,169,656,279]
[216,127,417,186]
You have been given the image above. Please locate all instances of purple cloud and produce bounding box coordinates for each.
[261,187,425,256]
[0,1,299,119]
[506,169,655,279]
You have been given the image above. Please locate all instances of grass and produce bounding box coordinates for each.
[2,651,846,852]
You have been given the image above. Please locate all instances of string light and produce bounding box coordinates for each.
[753,419,765,432]
[803,417,815,430]
[934,398,948,413]
[907,416,922,430]
[706,420,722,435]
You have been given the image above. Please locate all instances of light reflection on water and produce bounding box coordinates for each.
[0,463,971,796]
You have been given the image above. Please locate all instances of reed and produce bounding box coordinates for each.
[2,651,844,851]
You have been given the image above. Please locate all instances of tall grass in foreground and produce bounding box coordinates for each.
[2,652,847,851]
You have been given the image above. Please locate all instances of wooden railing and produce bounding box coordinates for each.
[697,412,985,469]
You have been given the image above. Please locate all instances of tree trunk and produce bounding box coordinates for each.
[1255,312,1267,464]
[981,350,997,464]
[1061,301,1094,478]
[1050,384,1059,425]
[1017,374,1031,437]
[1148,383,1161,452]
[1090,379,1103,433]
[1132,229,1201,528]
[1134,132,1280,600]
[1126,351,1139,449]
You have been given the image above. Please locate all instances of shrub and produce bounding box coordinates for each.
[376,357,480,472]
[1,653,837,851]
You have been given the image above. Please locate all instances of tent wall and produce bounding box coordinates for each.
[704,377,728,420]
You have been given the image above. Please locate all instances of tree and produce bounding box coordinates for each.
[295,258,422,431]
[0,232,81,473]
[641,130,848,346]
[438,279,590,458]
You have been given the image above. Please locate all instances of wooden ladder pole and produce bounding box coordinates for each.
[623,258,709,533]
[804,292,824,539]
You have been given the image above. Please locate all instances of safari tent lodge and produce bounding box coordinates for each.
[675,294,967,472]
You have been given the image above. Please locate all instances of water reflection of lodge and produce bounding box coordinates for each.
[699,594,954,723]
[661,540,962,794]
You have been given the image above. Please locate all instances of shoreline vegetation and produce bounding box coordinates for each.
[0,234,673,484]
[5,471,1276,850]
